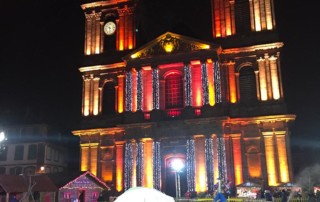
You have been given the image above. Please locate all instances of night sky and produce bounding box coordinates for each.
[0,1,319,175]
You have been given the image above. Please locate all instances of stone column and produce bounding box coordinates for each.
[201,60,209,105]
[125,70,132,111]
[258,56,268,101]
[152,65,159,110]
[137,68,143,111]
[270,56,280,100]
[184,61,192,106]
[82,75,91,116]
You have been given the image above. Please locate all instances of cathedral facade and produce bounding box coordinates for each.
[72,0,295,196]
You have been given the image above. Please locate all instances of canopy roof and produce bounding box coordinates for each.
[237,181,262,188]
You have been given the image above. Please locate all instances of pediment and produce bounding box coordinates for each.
[123,32,220,61]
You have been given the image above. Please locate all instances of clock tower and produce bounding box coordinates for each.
[81,0,136,55]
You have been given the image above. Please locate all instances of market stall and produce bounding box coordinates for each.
[236,181,262,199]
[277,182,301,193]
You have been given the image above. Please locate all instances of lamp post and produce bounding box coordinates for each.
[171,158,184,199]
[0,131,6,151]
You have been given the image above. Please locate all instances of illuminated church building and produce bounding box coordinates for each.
[72,0,296,196]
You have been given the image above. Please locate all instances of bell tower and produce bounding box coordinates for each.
[81,0,136,55]
[210,0,276,38]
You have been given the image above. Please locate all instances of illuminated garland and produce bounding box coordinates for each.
[201,62,209,105]
[205,137,214,192]
[124,142,133,190]
[136,141,144,186]
[217,137,226,183]
[137,69,143,111]
[186,139,195,191]
[214,61,222,103]
[184,64,192,106]
[152,141,161,190]
[125,71,132,111]
[152,68,160,109]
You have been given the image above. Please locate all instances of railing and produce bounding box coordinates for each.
[174,197,310,202]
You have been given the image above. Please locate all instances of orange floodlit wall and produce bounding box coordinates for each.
[212,0,234,38]
[270,57,280,100]
[80,145,89,171]
[251,0,274,31]
[276,134,289,183]
[258,58,268,101]
[207,61,216,106]
[253,1,262,31]
[191,64,203,107]
[247,146,262,178]
[228,63,237,103]
[143,139,153,188]
[116,143,124,191]
[232,136,243,185]
[194,136,207,192]
[117,75,124,113]
[80,143,98,176]
[83,78,90,116]
[93,78,99,115]
[101,146,113,182]
[264,135,277,186]
[142,67,153,111]
[90,144,98,176]
[117,7,135,51]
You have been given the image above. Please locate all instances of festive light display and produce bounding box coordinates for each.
[124,142,133,190]
[137,70,143,111]
[125,71,132,111]
[184,64,192,106]
[214,61,222,103]
[217,137,227,183]
[205,137,215,192]
[201,62,209,105]
[152,68,160,110]
[137,141,144,186]
[152,141,161,190]
[186,139,195,192]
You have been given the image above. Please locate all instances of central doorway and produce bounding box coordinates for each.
[164,155,187,198]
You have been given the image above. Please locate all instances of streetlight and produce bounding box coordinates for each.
[0,131,6,151]
[171,158,184,199]
[0,131,5,142]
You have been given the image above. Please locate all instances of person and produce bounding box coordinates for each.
[281,189,288,202]
[264,190,272,201]
[9,195,18,202]
[213,192,227,202]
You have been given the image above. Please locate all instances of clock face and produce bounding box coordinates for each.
[104,21,116,35]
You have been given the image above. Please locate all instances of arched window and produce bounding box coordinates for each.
[102,81,116,115]
[165,73,183,109]
[239,66,257,103]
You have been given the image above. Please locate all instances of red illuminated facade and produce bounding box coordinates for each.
[73,0,295,197]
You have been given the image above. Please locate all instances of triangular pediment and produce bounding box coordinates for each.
[124,32,220,61]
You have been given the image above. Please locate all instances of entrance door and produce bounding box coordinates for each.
[78,190,85,202]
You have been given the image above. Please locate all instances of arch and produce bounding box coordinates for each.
[164,71,184,109]
[246,146,262,178]
[239,66,257,103]
[102,81,116,115]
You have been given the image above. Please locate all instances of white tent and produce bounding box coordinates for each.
[114,187,175,202]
